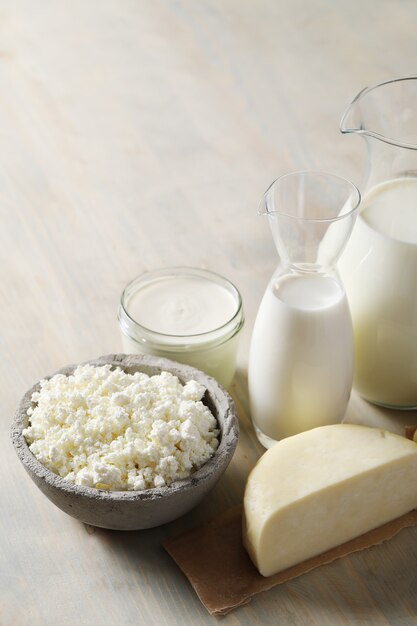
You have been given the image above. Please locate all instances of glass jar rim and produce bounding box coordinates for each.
[118,266,244,347]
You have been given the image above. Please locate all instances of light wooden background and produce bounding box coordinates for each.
[2,1,417,624]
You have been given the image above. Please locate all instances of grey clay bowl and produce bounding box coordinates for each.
[11,354,239,530]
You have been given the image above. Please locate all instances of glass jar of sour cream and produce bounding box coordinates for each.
[118,267,244,388]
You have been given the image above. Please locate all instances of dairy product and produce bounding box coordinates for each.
[23,365,219,490]
[127,275,237,335]
[360,178,417,242]
[339,178,417,406]
[121,332,241,390]
[119,269,244,388]
[243,424,417,577]
[248,274,353,443]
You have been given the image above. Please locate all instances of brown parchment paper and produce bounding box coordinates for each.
[405,425,417,441]
[163,505,417,616]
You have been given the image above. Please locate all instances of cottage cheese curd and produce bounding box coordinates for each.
[23,365,219,490]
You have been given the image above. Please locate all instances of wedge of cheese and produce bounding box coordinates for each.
[243,424,417,577]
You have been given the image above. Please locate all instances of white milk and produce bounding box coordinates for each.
[339,178,417,407]
[119,273,243,389]
[248,274,353,443]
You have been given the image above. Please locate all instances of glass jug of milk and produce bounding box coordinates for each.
[340,77,417,409]
[248,171,360,447]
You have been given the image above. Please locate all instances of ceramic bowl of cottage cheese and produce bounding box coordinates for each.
[11,354,239,530]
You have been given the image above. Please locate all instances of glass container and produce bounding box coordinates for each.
[118,267,244,389]
[248,171,360,447]
[340,77,417,408]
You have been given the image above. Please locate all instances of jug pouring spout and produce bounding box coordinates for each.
[340,86,368,136]
[258,182,274,216]
[340,76,417,148]
[258,194,268,216]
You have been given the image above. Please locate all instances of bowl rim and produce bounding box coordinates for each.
[11,354,239,502]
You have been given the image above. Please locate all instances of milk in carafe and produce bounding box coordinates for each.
[249,274,353,442]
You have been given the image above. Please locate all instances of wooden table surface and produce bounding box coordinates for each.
[2,1,417,624]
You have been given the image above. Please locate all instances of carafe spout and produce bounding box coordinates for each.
[340,86,368,135]
[258,183,274,216]
[258,194,267,216]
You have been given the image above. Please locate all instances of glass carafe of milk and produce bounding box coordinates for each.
[340,77,417,409]
[248,171,360,448]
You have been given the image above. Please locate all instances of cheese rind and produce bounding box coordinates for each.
[243,424,417,576]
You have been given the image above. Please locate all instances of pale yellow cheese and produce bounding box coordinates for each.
[243,424,417,577]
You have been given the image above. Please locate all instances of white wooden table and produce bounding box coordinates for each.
[2,1,417,624]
